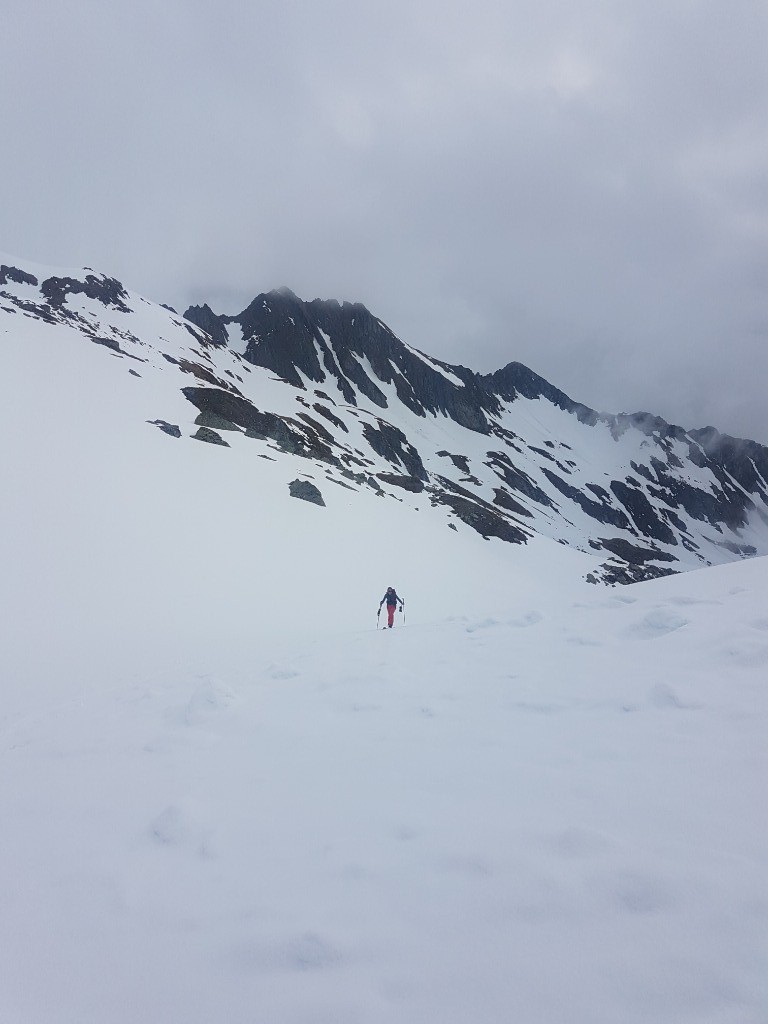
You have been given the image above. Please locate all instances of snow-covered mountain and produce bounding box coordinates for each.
[1,252,766,1023]
[3,253,767,586]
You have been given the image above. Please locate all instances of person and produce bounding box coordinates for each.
[379,586,404,628]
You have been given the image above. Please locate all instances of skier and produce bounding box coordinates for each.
[379,586,404,628]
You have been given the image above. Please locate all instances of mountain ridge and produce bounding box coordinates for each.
[3,252,767,584]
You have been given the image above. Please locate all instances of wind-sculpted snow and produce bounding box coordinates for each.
[2,249,767,583]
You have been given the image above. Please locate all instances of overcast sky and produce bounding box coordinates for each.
[2,0,767,440]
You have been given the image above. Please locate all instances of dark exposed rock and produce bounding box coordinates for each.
[305,297,497,431]
[182,386,339,465]
[707,538,757,558]
[147,419,181,437]
[587,560,677,586]
[429,476,529,544]
[184,386,292,436]
[493,488,533,518]
[0,265,38,287]
[194,410,242,431]
[340,472,384,493]
[184,303,230,347]
[283,416,340,463]
[361,420,427,480]
[192,426,229,446]
[649,473,746,530]
[490,423,524,450]
[663,507,690,534]
[486,361,599,426]
[296,412,335,443]
[542,469,631,529]
[430,491,528,543]
[607,412,672,441]
[529,445,557,462]
[183,322,212,347]
[178,358,242,392]
[690,427,768,501]
[91,336,125,354]
[289,479,326,506]
[326,476,357,491]
[236,288,330,391]
[377,473,425,493]
[585,483,612,503]
[0,293,57,322]
[597,537,676,564]
[686,442,708,468]
[200,288,496,432]
[41,274,131,312]
[312,403,348,432]
[609,480,676,543]
[485,452,556,508]
[487,362,557,406]
[436,450,471,474]
[630,462,655,482]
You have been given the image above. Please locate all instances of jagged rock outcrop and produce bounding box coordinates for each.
[289,479,326,506]
[194,410,242,431]
[192,426,229,446]
[0,265,38,287]
[188,289,497,432]
[181,386,340,465]
[147,419,182,438]
[41,274,131,312]
[486,361,598,425]
[183,303,229,347]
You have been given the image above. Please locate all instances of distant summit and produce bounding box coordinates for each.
[185,289,496,432]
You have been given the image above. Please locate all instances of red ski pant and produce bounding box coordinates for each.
[386,603,397,627]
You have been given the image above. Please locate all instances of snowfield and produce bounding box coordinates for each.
[1,262,766,1023]
[2,553,766,1024]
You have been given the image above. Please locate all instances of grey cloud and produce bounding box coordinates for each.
[1,0,766,440]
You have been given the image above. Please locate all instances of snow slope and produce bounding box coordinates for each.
[1,547,766,1022]
[0,255,766,1023]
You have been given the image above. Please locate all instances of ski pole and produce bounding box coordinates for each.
[376,607,381,629]
[401,600,406,625]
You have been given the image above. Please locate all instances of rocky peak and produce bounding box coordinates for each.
[185,289,498,432]
[183,303,229,347]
